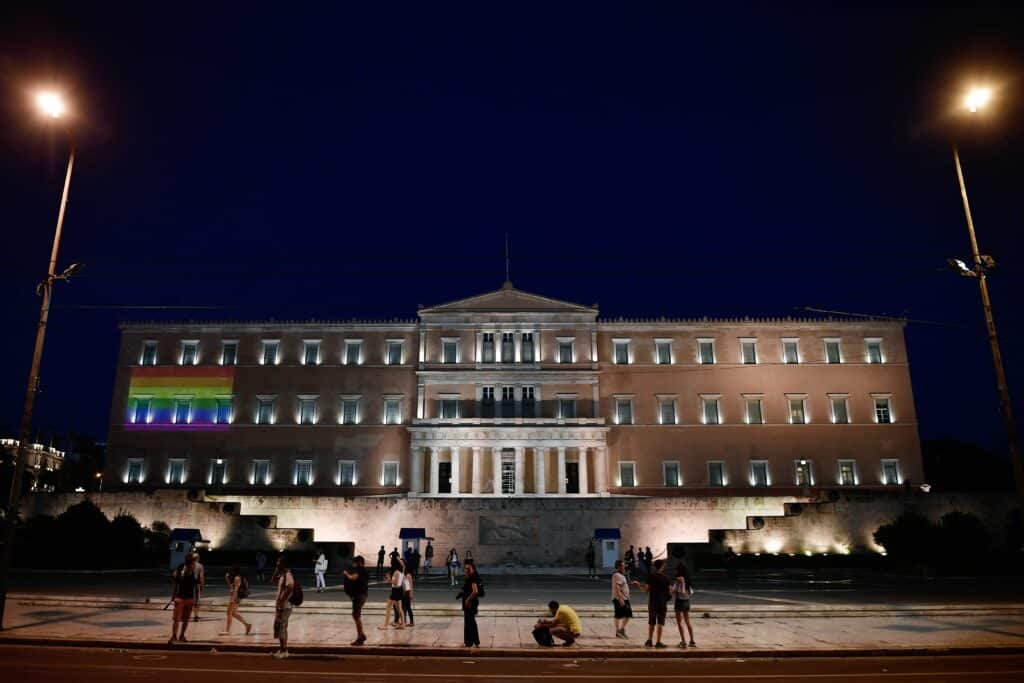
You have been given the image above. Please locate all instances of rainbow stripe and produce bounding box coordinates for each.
[125,366,234,431]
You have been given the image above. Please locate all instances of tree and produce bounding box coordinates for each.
[110,511,146,568]
[874,512,937,566]
[55,499,111,568]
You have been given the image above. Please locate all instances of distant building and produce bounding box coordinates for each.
[1,438,64,493]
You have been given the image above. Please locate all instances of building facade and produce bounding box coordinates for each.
[104,283,922,505]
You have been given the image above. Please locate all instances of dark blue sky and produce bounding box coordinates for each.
[1,3,1021,453]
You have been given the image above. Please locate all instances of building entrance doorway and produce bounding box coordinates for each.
[566,462,580,493]
[501,449,515,494]
[438,462,452,494]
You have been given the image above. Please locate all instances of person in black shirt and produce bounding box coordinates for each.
[376,546,385,580]
[632,558,671,648]
[342,555,370,645]
[458,560,482,647]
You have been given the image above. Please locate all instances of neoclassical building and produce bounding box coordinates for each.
[103,282,922,503]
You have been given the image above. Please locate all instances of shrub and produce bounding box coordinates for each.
[110,511,146,568]
[873,512,937,565]
[55,499,112,568]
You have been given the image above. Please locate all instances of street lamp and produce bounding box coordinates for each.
[0,91,81,630]
[946,85,1024,508]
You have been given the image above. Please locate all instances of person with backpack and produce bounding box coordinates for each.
[672,563,696,649]
[458,560,483,647]
[314,549,328,592]
[342,555,369,646]
[168,553,199,644]
[632,558,671,649]
[220,564,252,636]
[271,556,301,659]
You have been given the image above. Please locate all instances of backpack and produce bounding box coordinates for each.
[288,576,304,606]
[237,576,250,600]
[476,580,485,599]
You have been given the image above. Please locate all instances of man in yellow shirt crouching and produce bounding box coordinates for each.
[533,600,583,647]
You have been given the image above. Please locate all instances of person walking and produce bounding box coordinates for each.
[168,553,199,644]
[447,548,461,586]
[402,568,415,627]
[314,549,328,592]
[672,563,696,648]
[192,552,206,622]
[533,600,582,647]
[271,556,296,659]
[342,555,369,645]
[410,548,421,578]
[220,564,252,636]
[256,550,268,584]
[424,541,434,576]
[585,543,596,580]
[611,559,632,639]
[377,546,386,580]
[379,558,405,630]
[632,558,671,648]
[459,560,482,647]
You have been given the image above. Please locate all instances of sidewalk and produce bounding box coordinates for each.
[3,594,1024,658]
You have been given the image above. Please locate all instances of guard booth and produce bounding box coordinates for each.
[398,528,432,557]
[169,528,207,572]
[594,528,621,569]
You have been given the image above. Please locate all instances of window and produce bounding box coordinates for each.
[838,459,857,486]
[256,397,275,425]
[702,396,721,425]
[794,460,813,486]
[294,460,313,487]
[557,339,574,364]
[866,338,884,364]
[298,396,318,424]
[131,397,152,424]
[873,397,892,424]
[522,386,536,418]
[215,397,233,425]
[658,397,677,425]
[341,396,360,424]
[615,397,634,425]
[501,386,515,416]
[480,387,495,418]
[168,458,186,485]
[698,338,715,364]
[384,398,402,425]
[824,338,842,364]
[386,340,404,365]
[663,461,681,487]
[745,396,764,424]
[740,338,757,364]
[613,340,631,364]
[440,397,460,419]
[782,338,800,364]
[180,340,199,366]
[750,460,769,487]
[788,397,807,424]
[338,460,356,487]
[126,458,144,484]
[708,461,725,487]
[655,340,673,365]
[210,459,226,486]
[382,461,399,487]
[261,340,280,366]
[442,339,459,364]
[303,340,321,366]
[618,461,636,488]
[521,333,535,362]
[141,340,158,366]
[253,459,271,486]
[481,333,495,363]
[344,340,363,365]
[173,397,192,424]
[830,396,850,424]
[558,396,577,419]
[221,340,238,366]
[881,459,901,485]
[501,332,515,363]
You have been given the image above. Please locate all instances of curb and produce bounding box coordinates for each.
[3,635,1024,659]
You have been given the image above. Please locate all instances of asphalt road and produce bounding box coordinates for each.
[11,568,1024,608]
[2,644,1024,681]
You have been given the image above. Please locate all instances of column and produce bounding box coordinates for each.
[514,446,525,495]
[578,447,589,495]
[475,332,483,363]
[514,330,522,363]
[410,445,424,494]
[595,446,608,494]
[491,447,502,495]
[533,447,546,494]
[471,446,482,494]
[429,448,440,496]
[557,447,567,495]
[450,446,461,495]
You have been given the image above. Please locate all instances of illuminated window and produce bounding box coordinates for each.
[338,460,356,487]
[521,386,536,418]
[824,338,842,364]
[782,338,800,364]
[740,338,757,364]
[794,460,813,486]
[521,333,535,362]
[702,396,721,425]
[557,338,574,364]
[750,460,769,487]
[440,397,460,419]
[303,340,321,366]
[618,461,636,488]
[613,339,631,365]
[708,461,725,487]
[873,397,892,424]
[442,339,459,364]
[866,338,884,364]
[215,397,233,424]
[838,459,856,486]
[344,340,363,365]
[256,397,275,425]
[173,397,192,424]
[131,397,152,424]
[221,340,238,366]
[140,341,158,366]
[557,396,577,419]
[126,458,144,484]
[501,333,515,363]
[341,396,360,424]
[615,397,634,425]
[210,459,226,486]
[298,396,318,424]
[881,459,901,485]
[481,333,495,363]
[698,338,715,365]
[180,340,199,366]
[382,461,399,487]
[386,340,404,365]
[655,340,673,365]
[663,461,681,487]
[261,340,280,366]
[745,397,764,424]
[788,397,807,424]
[252,459,271,486]
[384,397,402,425]
[830,395,850,424]
[658,397,677,425]
[294,460,313,487]
[168,458,186,485]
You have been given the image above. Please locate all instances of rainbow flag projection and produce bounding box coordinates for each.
[124,366,234,431]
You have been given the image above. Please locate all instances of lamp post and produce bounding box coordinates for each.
[0,91,81,629]
[947,86,1024,508]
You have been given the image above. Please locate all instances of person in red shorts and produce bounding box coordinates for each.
[169,553,199,643]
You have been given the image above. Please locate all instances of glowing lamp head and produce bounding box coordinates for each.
[36,91,67,119]
[965,87,991,113]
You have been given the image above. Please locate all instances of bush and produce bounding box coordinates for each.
[55,499,112,568]
[110,511,146,568]
[938,511,990,573]
[873,512,937,566]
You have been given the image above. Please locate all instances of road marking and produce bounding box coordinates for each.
[701,589,825,606]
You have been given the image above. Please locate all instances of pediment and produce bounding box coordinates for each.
[419,283,597,315]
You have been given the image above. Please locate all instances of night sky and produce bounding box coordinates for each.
[1,3,1021,455]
